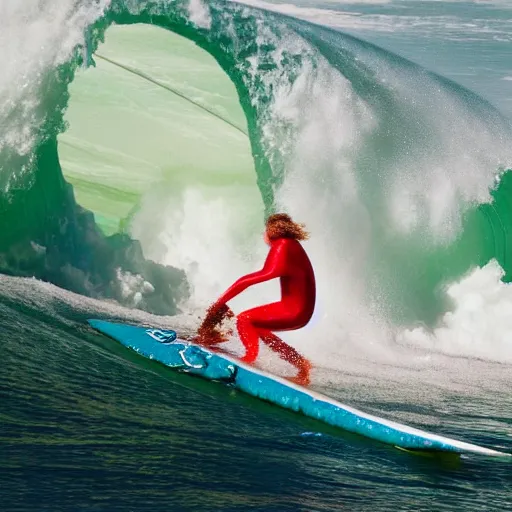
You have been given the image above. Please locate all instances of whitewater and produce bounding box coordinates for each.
[1,1,511,510]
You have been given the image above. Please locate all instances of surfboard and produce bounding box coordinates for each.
[88,319,510,458]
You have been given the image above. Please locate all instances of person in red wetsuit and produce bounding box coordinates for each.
[197,213,316,386]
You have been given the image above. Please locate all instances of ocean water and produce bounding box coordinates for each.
[1,1,511,510]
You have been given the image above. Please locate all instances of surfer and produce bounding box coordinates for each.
[197,213,315,386]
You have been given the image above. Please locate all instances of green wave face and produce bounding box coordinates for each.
[59,24,256,237]
[1,0,512,326]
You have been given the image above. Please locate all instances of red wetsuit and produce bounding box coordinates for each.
[215,237,316,381]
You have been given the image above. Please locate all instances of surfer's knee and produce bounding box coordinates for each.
[236,312,259,340]
[236,311,252,328]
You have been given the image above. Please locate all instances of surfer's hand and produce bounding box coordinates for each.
[196,301,234,346]
[209,302,234,322]
[213,301,229,312]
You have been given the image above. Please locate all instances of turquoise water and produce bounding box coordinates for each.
[1,0,512,509]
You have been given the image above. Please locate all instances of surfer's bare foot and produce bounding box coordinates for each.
[286,373,310,387]
[287,360,312,387]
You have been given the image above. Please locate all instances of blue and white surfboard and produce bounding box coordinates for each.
[88,319,509,457]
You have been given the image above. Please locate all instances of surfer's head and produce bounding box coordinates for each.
[265,213,309,243]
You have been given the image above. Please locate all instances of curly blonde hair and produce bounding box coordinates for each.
[265,213,309,241]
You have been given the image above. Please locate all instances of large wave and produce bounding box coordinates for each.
[2,0,512,361]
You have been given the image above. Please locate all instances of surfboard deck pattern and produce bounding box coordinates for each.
[88,319,510,457]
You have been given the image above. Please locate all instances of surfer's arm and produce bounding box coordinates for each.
[216,240,287,305]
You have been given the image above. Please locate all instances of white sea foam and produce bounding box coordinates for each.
[398,260,512,363]
[187,0,212,30]
[0,0,110,167]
